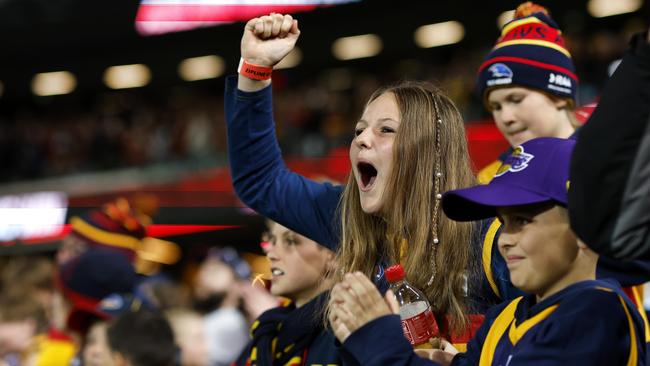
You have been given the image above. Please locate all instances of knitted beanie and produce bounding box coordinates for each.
[68,198,149,261]
[477,2,577,104]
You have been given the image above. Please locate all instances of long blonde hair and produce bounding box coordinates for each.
[332,80,477,333]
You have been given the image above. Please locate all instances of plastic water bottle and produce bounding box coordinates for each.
[385,264,439,348]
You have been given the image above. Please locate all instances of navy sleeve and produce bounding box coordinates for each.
[340,304,509,366]
[342,315,442,366]
[597,255,650,286]
[507,290,642,365]
[224,76,343,250]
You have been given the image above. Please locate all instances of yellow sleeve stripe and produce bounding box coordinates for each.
[483,219,502,299]
[629,285,650,342]
[618,295,639,366]
[493,39,571,58]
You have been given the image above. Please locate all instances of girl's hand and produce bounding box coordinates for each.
[328,272,399,342]
[240,13,300,67]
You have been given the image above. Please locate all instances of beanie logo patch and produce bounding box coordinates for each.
[486,63,513,87]
[548,73,572,88]
[487,63,513,78]
[495,146,534,177]
[547,73,573,94]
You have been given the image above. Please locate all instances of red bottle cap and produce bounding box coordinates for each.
[385,264,405,283]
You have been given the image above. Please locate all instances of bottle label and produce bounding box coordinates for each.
[401,308,438,346]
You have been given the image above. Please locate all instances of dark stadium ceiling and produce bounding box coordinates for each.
[0,0,646,100]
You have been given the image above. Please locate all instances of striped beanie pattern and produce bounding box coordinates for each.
[68,198,149,261]
[477,2,577,104]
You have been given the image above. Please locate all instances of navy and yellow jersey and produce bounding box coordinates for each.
[454,279,647,366]
[482,219,650,308]
[340,280,645,366]
[233,292,341,366]
[482,217,650,350]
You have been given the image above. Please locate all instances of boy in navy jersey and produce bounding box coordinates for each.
[440,137,646,365]
[330,137,646,365]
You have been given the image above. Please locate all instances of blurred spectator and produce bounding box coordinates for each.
[57,197,150,265]
[193,247,250,366]
[135,275,193,311]
[166,308,208,366]
[83,320,115,366]
[58,196,181,276]
[56,249,139,337]
[0,293,49,366]
[0,256,55,322]
[107,308,177,366]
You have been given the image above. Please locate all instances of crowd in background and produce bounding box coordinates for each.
[0,23,636,184]
[0,3,648,366]
[0,198,279,366]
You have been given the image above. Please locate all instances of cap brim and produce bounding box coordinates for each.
[442,183,553,222]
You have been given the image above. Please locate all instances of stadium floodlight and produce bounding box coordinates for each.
[104,64,151,89]
[332,34,382,61]
[414,21,465,49]
[178,55,225,81]
[587,0,642,18]
[31,71,77,96]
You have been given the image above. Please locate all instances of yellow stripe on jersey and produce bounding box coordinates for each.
[629,285,650,342]
[618,295,639,366]
[508,304,558,345]
[479,297,522,366]
[483,219,502,299]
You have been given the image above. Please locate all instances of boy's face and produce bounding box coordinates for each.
[487,87,572,147]
[497,202,579,297]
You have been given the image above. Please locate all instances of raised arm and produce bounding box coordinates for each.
[225,14,344,250]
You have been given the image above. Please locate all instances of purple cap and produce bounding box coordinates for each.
[442,137,575,221]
